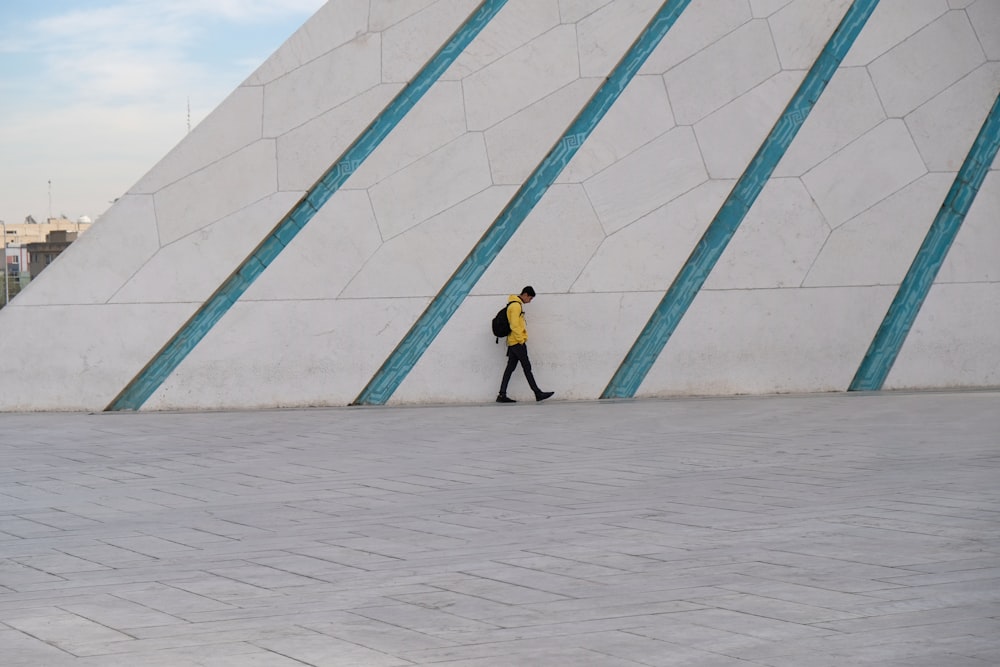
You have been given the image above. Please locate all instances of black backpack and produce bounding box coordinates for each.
[491,300,518,342]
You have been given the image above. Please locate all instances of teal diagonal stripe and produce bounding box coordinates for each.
[354,0,695,406]
[850,91,1000,391]
[601,0,880,399]
[107,0,510,411]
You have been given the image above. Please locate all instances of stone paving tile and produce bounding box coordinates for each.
[0,515,69,539]
[861,578,1000,607]
[55,615,325,657]
[692,592,861,625]
[650,607,837,642]
[166,583,438,626]
[626,620,776,657]
[72,638,311,664]
[401,632,653,666]
[75,644,307,667]
[907,555,1000,574]
[11,551,111,575]
[421,646,651,666]
[488,598,703,628]
[50,542,161,568]
[351,601,499,635]
[707,578,885,611]
[734,617,998,663]
[255,630,413,666]
[163,573,281,604]
[576,629,758,666]
[453,562,612,599]
[814,603,1000,634]
[113,582,237,616]
[0,392,998,664]
[67,595,184,629]
[416,571,568,605]
[0,626,77,666]
[303,614,457,655]
[3,608,134,653]
[0,557,67,589]
[387,588,550,623]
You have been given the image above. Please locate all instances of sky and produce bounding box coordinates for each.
[0,0,325,226]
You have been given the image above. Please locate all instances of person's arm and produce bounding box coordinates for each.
[508,301,527,344]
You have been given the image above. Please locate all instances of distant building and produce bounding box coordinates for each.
[27,230,80,279]
[4,217,93,246]
[3,218,92,280]
[4,244,28,277]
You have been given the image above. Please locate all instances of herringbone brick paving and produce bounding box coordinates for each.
[1,392,997,665]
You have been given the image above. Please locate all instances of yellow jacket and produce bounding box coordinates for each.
[506,294,527,345]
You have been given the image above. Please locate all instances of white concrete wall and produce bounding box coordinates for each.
[1,0,997,411]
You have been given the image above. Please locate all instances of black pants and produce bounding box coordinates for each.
[500,343,540,395]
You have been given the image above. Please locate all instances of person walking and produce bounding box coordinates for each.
[497,286,555,403]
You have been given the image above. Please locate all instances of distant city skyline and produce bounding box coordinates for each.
[0,0,324,227]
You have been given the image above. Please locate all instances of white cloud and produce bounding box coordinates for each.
[166,0,328,21]
[30,4,250,103]
[0,103,183,221]
[0,0,325,223]
[10,0,327,105]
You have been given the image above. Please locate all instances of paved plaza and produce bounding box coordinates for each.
[1,392,998,666]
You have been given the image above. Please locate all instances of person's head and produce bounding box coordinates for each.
[520,285,535,303]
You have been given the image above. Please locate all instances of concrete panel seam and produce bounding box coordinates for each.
[602,0,881,399]
[354,0,697,406]
[104,194,163,306]
[105,0,512,411]
[850,90,1000,391]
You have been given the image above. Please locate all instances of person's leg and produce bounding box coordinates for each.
[518,344,554,402]
[515,345,540,393]
[498,347,520,402]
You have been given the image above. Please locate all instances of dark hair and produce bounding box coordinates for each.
[521,286,536,297]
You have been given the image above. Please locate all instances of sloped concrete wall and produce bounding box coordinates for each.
[1,0,997,411]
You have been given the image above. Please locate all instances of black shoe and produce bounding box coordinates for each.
[496,394,516,403]
[535,391,554,402]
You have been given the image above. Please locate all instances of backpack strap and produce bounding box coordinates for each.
[506,299,519,321]
[496,300,519,344]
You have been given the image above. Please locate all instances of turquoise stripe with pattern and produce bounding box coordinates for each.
[107,0,510,411]
[354,0,695,405]
[601,0,880,399]
[850,92,1000,391]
